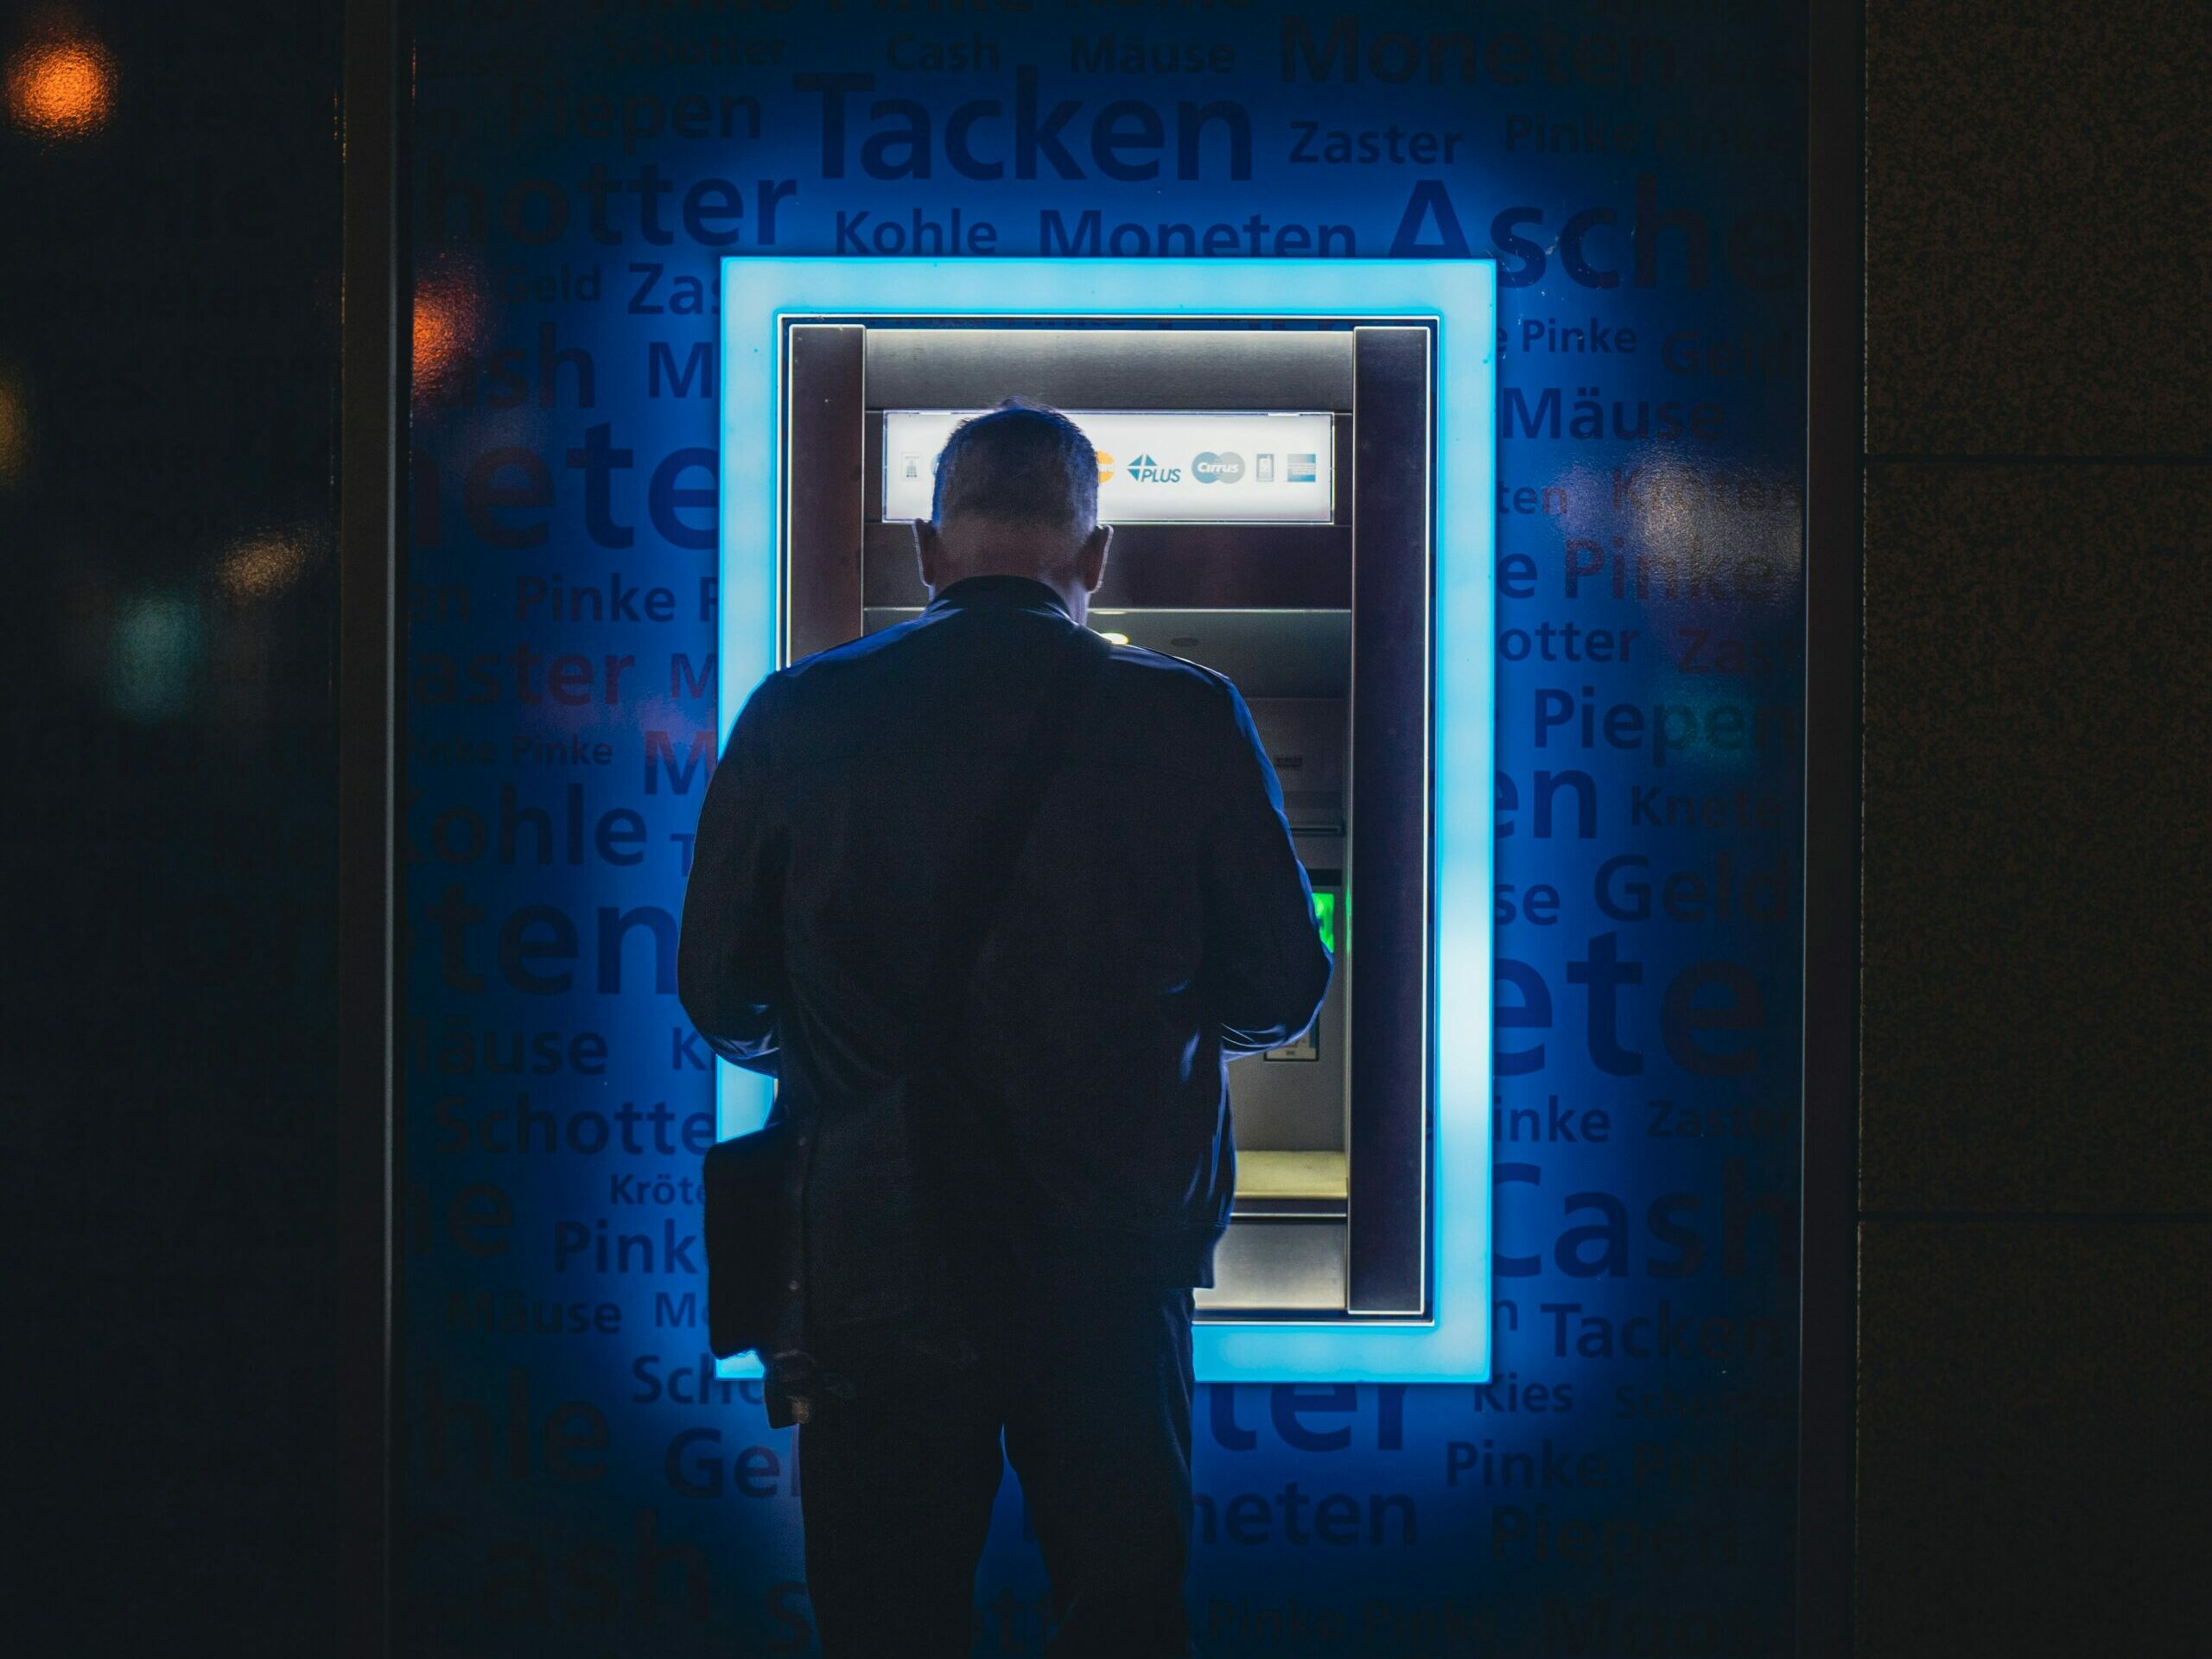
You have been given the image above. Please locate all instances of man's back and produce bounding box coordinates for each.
[678,402,1329,1656]
[680,573,1332,1281]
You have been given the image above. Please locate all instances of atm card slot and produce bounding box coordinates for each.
[1281,790,1344,834]
[1233,1150,1349,1218]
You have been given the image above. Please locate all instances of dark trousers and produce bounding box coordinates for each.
[798,1265,1197,1658]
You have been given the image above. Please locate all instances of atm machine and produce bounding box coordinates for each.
[717,258,1495,1381]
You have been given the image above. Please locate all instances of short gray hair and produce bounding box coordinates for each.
[931,399,1098,535]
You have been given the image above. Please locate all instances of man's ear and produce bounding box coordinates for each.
[913,519,942,590]
[1077,524,1112,594]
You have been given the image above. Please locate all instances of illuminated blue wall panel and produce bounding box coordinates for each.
[401,4,1808,1650]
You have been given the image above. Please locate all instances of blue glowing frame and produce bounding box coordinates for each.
[716,257,1494,1382]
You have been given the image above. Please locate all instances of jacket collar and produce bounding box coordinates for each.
[925,575,1072,620]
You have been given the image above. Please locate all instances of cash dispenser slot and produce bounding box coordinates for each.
[783,318,1434,1327]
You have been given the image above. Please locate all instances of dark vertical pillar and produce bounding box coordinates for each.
[339,1,404,1654]
[1856,2,2209,1652]
[1346,325,1433,1317]
[784,325,868,664]
[1797,0,1866,1651]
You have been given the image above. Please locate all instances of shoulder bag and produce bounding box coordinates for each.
[702,621,1110,1423]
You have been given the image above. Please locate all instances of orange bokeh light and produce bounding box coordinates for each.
[220,534,308,599]
[6,37,113,138]
[414,299,461,378]
[410,260,485,401]
[0,374,28,489]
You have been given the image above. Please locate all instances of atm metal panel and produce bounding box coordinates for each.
[782,324,866,664]
[863,325,1353,413]
[1345,326,1433,1318]
[1198,1221,1346,1314]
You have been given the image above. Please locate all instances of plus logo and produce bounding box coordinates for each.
[1127,453,1183,483]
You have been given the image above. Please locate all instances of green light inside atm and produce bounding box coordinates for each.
[1313,890,1337,955]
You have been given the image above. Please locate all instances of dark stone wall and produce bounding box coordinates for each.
[0,3,343,1651]
[1859,1,2209,1653]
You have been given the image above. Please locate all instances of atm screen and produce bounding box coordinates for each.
[881,408,1336,524]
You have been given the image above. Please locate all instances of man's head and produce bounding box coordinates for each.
[913,399,1112,623]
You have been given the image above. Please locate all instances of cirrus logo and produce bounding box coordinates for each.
[1192,450,1246,484]
[1128,453,1182,484]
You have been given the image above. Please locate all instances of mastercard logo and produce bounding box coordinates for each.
[1095,451,1115,484]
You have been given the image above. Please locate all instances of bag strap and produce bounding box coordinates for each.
[899,620,1112,1073]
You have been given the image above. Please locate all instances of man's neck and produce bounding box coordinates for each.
[931,568,1088,625]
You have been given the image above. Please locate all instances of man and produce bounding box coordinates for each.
[678,402,1332,1656]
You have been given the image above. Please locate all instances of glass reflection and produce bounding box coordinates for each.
[220,533,308,599]
[0,368,28,487]
[106,589,202,721]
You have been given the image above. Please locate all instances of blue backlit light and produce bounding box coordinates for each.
[718,257,1494,1381]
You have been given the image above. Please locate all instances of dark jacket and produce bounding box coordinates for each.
[677,575,1332,1286]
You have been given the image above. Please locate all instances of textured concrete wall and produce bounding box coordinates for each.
[2,5,345,1651]
[1859,2,2209,1653]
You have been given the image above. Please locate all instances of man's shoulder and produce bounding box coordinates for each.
[760,614,933,708]
[786,616,926,677]
[1096,643,1248,772]
[1103,639,1236,705]
[726,627,911,767]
